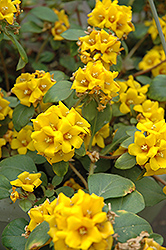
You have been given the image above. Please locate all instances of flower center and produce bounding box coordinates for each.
[141,144,148,151]
[64,133,72,140]
[157,151,164,158]
[24,89,30,95]
[45,137,53,143]
[79,226,87,235]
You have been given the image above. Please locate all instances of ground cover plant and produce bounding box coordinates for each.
[0,0,166,249]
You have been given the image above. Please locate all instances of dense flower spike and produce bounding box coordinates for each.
[10,171,42,192]
[145,15,166,41]
[31,102,90,164]
[10,125,35,154]
[87,0,134,39]
[78,29,122,68]
[71,61,119,101]
[27,190,115,250]
[12,71,56,107]
[0,0,21,24]
[51,9,70,41]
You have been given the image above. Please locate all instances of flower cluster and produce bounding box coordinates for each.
[87,0,134,39]
[0,88,12,121]
[12,70,56,107]
[78,29,122,69]
[27,190,114,250]
[31,102,90,164]
[71,60,120,109]
[139,45,166,77]
[0,0,21,25]
[118,75,149,114]
[145,14,166,41]
[92,123,110,148]
[51,9,70,41]
[10,125,35,155]
[10,171,42,192]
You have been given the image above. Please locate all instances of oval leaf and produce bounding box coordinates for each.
[61,29,86,40]
[0,175,11,200]
[148,75,166,102]
[0,155,37,180]
[25,221,50,250]
[2,218,28,250]
[115,152,136,170]
[88,173,135,199]
[19,199,32,212]
[12,104,35,131]
[43,80,73,103]
[106,190,145,214]
[114,210,152,243]
[30,6,58,22]
[55,186,74,197]
[52,161,69,177]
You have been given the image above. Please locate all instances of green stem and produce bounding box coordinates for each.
[148,0,166,56]
[88,115,97,151]
[73,95,87,108]
[69,162,88,189]
[89,162,95,176]
[35,34,50,62]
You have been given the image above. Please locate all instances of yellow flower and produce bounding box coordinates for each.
[12,71,55,107]
[128,131,157,165]
[92,123,110,148]
[0,0,20,24]
[44,190,114,250]
[143,238,166,250]
[31,103,90,164]
[119,88,146,114]
[126,75,149,94]
[144,162,166,176]
[149,139,166,171]
[134,100,164,123]
[136,119,166,138]
[139,50,161,71]
[10,125,35,154]
[51,9,70,41]
[10,171,42,192]
[0,91,11,121]
[10,186,19,203]
[152,62,166,77]
[0,138,6,158]
[27,199,51,232]
[145,15,166,41]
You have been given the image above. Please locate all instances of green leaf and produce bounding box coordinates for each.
[40,171,48,187]
[110,55,122,72]
[39,51,55,63]
[45,189,54,197]
[61,29,86,40]
[52,161,69,176]
[12,104,35,131]
[31,61,48,71]
[21,21,43,33]
[43,80,73,103]
[149,233,164,245]
[19,199,32,212]
[133,23,149,38]
[115,152,136,170]
[0,32,4,41]
[88,173,135,199]
[25,221,50,250]
[50,70,69,82]
[112,102,125,117]
[82,99,98,122]
[30,6,58,22]
[59,55,77,71]
[0,175,11,200]
[94,104,112,134]
[55,186,74,197]
[136,75,152,85]
[6,31,28,64]
[5,96,19,108]
[16,57,27,71]
[2,218,28,250]
[148,75,166,101]
[106,190,145,214]
[0,155,37,180]
[79,156,111,173]
[121,136,134,148]
[114,210,152,243]
[26,151,46,164]
[52,175,63,186]
[75,142,86,156]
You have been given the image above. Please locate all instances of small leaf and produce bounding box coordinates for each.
[39,51,55,63]
[149,233,164,245]
[30,6,58,22]
[2,218,28,250]
[21,21,43,33]
[60,55,77,71]
[40,171,48,187]
[45,189,54,197]
[133,23,149,38]
[75,142,86,156]
[0,175,11,199]
[55,186,74,197]
[50,70,69,82]
[52,161,69,176]
[61,29,86,40]
[52,175,63,186]
[0,155,37,180]
[106,190,145,214]
[82,99,98,122]
[136,75,152,85]
[148,75,166,101]
[19,199,32,212]
[115,152,136,170]
[88,173,135,199]
[25,221,50,250]
[43,80,73,103]
[16,57,27,71]
[12,104,35,131]
[0,32,4,41]
[114,210,152,243]
[121,137,134,148]
[26,151,46,164]
[5,96,19,108]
